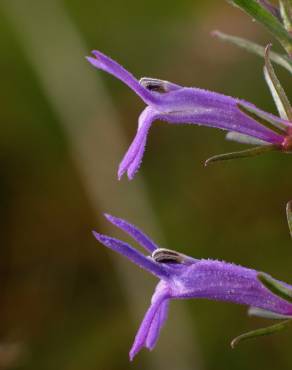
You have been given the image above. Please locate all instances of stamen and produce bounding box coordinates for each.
[152,248,185,264]
[139,78,169,93]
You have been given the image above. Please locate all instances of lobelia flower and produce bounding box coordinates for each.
[93,214,292,360]
[86,45,292,180]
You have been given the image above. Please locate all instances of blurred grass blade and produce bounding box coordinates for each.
[248,306,292,319]
[226,131,269,145]
[212,31,292,73]
[280,0,292,32]
[204,145,277,166]
[237,103,287,132]
[258,272,292,303]
[264,44,292,121]
[286,200,292,238]
[229,0,292,55]
[0,1,200,369]
[231,320,291,348]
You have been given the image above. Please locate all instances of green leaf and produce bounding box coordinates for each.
[264,44,292,121]
[259,0,281,19]
[248,306,292,319]
[237,102,287,133]
[204,145,277,166]
[280,0,292,33]
[258,272,292,303]
[231,320,291,348]
[229,0,292,55]
[212,31,292,74]
[226,131,269,146]
[286,200,292,238]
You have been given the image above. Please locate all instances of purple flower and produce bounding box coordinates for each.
[86,50,292,179]
[93,214,292,360]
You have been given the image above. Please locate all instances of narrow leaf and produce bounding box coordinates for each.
[231,320,291,348]
[248,306,292,319]
[259,0,281,19]
[212,31,292,74]
[264,44,292,121]
[237,102,287,133]
[286,200,292,238]
[204,145,277,166]
[280,0,292,33]
[226,131,269,145]
[258,272,292,303]
[229,0,292,55]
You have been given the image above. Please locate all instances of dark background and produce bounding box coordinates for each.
[0,0,291,369]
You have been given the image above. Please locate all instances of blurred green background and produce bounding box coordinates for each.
[0,0,291,369]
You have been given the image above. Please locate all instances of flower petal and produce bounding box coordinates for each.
[92,232,169,279]
[159,98,284,145]
[86,50,160,105]
[104,213,159,252]
[145,300,169,350]
[176,260,292,316]
[129,284,170,361]
[118,107,159,180]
